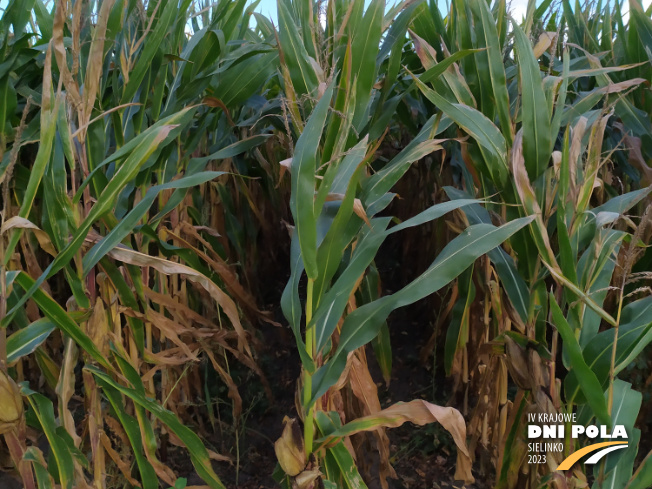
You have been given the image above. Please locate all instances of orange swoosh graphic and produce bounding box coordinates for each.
[556,441,628,471]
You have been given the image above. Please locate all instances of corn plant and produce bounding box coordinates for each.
[0,0,281,487]
[408,0,652,487]
[1,0,652,487]
[269,1,542,488]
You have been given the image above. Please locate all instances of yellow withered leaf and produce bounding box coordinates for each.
[1,216,57,257]
[533,32,557,58]
[274,416,306,477]
[504,336,531,390]
[317,399,475,483]
[293,468,321,489]
[82,234,254,358]
[325,193,371,227]
[0,370,23,428]
[87,299,110,359]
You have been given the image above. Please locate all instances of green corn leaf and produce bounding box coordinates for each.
[313,142,368,302]
[313,218,391,351]
[608,380,641,442]
[281,235,316,372]
[597,430,640,489]
[350,0,384,131]
[445,265,475,374]
[277,0,319,97]
[593,381,641,489]
[32,0,53,40]
[24,447,55,489]
[4,94,58,265]
[23,389,75,489]
[362,115,444,215]
[378,1,418,61]
[363,138,443,214]
[574,186,652,250]
[412,73,508,188]
[220,0,249,43]
[290,82,334,280]
[313,199,481,352]
[102,383,159,489]
[44,108,74,252]
[625,450,652,489]
[415,49,480,87]
[566,297,652,404]
[82,171,227,274]
[315,137,367,221]
[549,295,610,427]
[6,318,56,364]
[212,51,279,108]
[389,199,481,234]
[471,0,513,144]
[321,41,354,164]
[311,217,534,404]
[360,263,392,385]
[576,230,623,347]
[121,0,183,103]
[630,2,652,64]
[150,134,272,223]
[87,364,226,489]
[410,2,443,56]
[444,186,530,322]
[496,394,528,488]
[550,50,570,139]
[512,20,552,179]
[315,411,369,489]
[561,0,599,52]
[7,271,111,369]
[75,108,196,202]
[4,123,179,325]
[612,298,652,375]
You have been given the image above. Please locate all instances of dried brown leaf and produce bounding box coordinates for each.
[533,32,557,58]
[84,235,253,357]
[1,217,57,256]
[80,0,116,137]
[318,399,474,483]
[53,0,82,109]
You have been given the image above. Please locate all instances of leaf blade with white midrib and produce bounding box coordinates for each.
[550,296,611,427]
[7,318,56,364]
[512,20,552,180]
[290,82,334,280]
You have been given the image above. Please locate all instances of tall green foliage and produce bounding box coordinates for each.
[1,0,652,488]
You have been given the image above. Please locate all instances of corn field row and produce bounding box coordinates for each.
[0,0,651,488]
